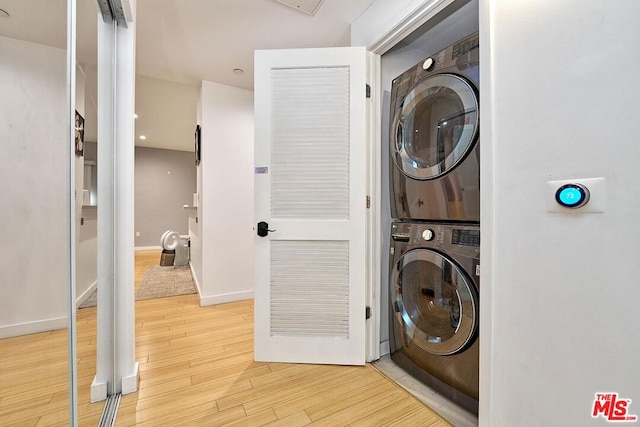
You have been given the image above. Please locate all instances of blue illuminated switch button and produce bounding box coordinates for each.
[555,183,590,208]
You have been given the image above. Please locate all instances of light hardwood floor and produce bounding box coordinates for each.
[0,250,450,426]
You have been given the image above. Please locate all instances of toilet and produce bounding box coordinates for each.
[160,230,190,266]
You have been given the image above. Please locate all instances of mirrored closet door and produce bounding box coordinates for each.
[0,0,81,424]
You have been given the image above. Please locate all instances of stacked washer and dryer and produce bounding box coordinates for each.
[388,33,481,414]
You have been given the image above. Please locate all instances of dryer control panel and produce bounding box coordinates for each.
[452,33,479,60]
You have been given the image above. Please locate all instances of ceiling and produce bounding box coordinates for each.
[0,0,376,151]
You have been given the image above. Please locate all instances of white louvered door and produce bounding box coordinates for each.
[254,47,372,365]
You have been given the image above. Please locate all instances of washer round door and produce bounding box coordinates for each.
[392,74,479,180]
[392,248,478,355]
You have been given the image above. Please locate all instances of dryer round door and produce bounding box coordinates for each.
[392,74,479,180]
[392,248,478,355]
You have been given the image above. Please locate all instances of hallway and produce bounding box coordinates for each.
[0,251,448,426]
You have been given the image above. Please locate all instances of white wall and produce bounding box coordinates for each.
[0,36,68,337]
[134,147,196,247]
[480,0,640,425]
[196,81,254,305]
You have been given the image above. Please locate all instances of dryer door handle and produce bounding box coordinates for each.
[391,233,410,242]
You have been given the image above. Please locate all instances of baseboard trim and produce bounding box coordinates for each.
[380,340,391,357]
[91,376,107,403]
[189,262,202,296]
[76,280,97,308]
[200,290,254,306]
[121,361,139,395]
[0,316,68,339]
[90,362,139,403]
[135,245,162,251]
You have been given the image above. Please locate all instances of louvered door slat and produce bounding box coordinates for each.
[271,67,350,219]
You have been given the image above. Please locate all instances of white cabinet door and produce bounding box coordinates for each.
[254,47,373,365]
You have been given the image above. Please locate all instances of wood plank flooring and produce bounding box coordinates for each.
[0,286,105,425]
[0,250,450,426]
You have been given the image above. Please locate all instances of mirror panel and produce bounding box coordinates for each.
[0,0,72,424]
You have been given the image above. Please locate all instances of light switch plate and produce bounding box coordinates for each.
[546,177,606,213]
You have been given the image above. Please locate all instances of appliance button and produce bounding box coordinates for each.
[422,229,435,241]
[422,58,435,71]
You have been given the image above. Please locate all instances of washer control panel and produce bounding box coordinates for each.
[451,228,480,247]
[392,222,480,258]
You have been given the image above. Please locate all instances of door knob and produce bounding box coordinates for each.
[257,221,276,237]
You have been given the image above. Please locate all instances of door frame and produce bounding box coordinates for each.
[93,0,138,403]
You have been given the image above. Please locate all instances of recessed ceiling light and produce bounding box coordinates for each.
[233,68,244,75]
[0,8,9,18]
[134,113,138,119]
[139,135,147,140]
